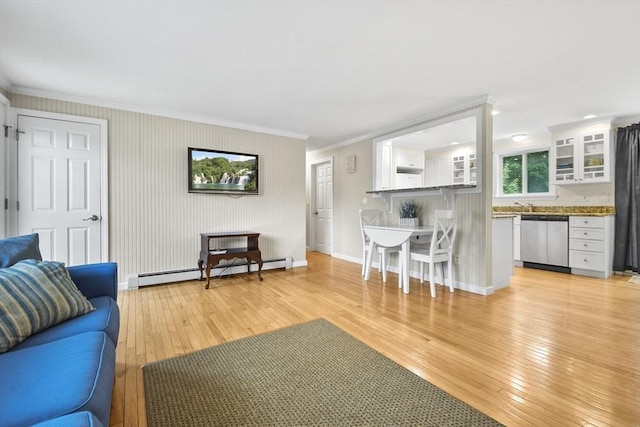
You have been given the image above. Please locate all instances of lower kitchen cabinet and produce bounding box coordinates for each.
[513,215,522,266]
[493,217,514,291]
[569,216,614,278]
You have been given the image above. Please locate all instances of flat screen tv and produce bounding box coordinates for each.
[188,147,259,195]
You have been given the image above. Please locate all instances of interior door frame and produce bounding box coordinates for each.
[8,108,109,261]
[308,156,333,253]
[0,93,9,239]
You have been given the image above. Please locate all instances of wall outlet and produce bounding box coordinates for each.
[362,196,368,205]
[454,254,460,264]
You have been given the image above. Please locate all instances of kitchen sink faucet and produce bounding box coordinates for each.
[514,200,534,212]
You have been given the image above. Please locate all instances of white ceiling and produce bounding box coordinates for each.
[1,1,639,152]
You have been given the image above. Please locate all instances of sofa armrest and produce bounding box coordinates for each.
[67,262,118,302]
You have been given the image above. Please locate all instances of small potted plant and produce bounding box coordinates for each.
[398,199,421,227]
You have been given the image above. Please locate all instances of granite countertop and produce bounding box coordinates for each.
[492,206,615,217]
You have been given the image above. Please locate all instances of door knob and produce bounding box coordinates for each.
[83,215,100,221]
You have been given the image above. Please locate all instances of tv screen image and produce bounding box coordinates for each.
[188,147,259,195]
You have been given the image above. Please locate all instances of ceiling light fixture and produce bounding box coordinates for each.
[491,110,500,116]
[450,141,459,145]
[583,114,596,119]
[511,134,527,142]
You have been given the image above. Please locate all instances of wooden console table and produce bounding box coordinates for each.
[197,231,263,289]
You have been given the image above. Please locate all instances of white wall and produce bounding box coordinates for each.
[8,93,308,282]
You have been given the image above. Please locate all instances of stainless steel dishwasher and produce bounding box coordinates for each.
[521,215,570,273]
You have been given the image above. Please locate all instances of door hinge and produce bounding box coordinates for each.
[16,200,20,211]
[3,125,11,138]
[4,199,7,210]
[16,129,25,142]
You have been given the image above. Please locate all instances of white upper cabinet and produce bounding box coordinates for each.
[452,153,476,185]
[393,148,424,189]
[378,143,393,189]
[395,148,424,172]
[551,123,614,185]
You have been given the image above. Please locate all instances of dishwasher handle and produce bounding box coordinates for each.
[521,215,569,221]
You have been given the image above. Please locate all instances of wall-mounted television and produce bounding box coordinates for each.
[188,147,259,195]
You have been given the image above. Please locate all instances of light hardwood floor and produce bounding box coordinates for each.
[109,252,640,427]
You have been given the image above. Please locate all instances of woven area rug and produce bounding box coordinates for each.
[143,319,503,426]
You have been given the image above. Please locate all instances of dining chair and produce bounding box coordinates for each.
[410,210,457,297]
[359,209,401,283]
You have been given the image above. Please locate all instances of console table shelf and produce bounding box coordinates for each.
[197,231,263,289]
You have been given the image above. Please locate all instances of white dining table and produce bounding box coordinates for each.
[362,225,434,294]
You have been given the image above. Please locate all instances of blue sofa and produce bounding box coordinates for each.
[0,262,120,427]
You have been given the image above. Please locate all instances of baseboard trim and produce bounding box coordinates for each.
[125,257,306,290]
[331,252,494,296]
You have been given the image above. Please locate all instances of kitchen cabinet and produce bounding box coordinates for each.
[513,215,522,266]
[394,173,423,189]
[394,148,424,189]
[396,148,424,170]
[493,217,514,290]
[552,130,613,184]
[452,153,476,185]
[379,143,392,189]
[569,216,614,278]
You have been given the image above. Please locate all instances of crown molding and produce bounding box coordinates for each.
[0,71,13,93]
[308,94,496,156]
[547,115,616,133]
[9,86,310,141]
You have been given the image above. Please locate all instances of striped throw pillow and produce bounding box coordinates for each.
[0,259,95,353]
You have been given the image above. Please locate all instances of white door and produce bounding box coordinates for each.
[314,161,333,254]
[17,114,103,265]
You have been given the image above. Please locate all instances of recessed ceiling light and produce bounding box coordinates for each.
[450,141,459,145]
[583,114,596,119]
[491,110,500,116]
[511,134,527,142]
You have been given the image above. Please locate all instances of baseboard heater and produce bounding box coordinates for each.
[128,257,292,289]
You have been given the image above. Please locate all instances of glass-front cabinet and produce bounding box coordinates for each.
[452,155,465,184]
[554,137,576,183]
[452,153,476,185]
[581,133,608,181]
[552,130,612,185]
